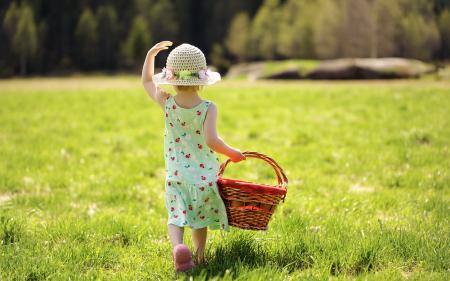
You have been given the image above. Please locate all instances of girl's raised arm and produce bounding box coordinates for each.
[141,41,173,108]
[203,103,245,163]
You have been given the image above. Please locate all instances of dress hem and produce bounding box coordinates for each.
[167,221,230,232]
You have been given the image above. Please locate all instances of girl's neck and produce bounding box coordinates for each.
[174,91,202,108]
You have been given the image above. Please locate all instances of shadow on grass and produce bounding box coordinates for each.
[181,231,314,280]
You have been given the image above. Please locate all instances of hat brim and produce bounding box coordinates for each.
[152,71,221,86]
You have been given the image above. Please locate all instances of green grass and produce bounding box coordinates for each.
[0,77,449,280]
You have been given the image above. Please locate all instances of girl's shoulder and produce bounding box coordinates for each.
[206,100,217,109]
[204,101,217,118]
[203,99,212,107]
[201,99,215,113]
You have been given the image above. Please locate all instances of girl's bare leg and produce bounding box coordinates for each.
[192,227,207,263]
[168,224,184,247]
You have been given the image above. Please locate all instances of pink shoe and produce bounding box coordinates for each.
[172,244,195,272]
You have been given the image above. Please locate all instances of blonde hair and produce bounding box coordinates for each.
[173,85,204,93]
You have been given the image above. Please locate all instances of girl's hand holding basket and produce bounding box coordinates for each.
[217,151,288,231]
[229,149,246,163]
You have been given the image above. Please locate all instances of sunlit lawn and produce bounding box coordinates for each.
[0,76,449,280]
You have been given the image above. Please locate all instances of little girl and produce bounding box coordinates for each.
[141,41,245,272]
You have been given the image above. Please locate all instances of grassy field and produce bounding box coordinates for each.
[0,76,449,280]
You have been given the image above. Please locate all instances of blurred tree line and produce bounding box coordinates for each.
[226,0,450,62]
[0,0,449,76]
[0,0,262,76]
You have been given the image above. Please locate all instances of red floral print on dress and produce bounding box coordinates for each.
[163,96,225,231]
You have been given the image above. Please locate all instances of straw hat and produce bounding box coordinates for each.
[152,43,221,86]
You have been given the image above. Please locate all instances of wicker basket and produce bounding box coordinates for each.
[217,151,288,231]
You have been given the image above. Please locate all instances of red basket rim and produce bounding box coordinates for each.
[218,177,287,196]
[217,151,288,201]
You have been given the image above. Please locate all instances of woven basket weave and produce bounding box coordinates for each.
[217,152,288,231]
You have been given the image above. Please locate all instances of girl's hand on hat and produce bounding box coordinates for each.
[148,41,173,57]
[230,149,246,163]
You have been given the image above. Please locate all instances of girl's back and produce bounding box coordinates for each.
[164,96,220,185]
[163,94,227,230]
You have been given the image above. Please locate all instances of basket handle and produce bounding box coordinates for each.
[218,151,288,201]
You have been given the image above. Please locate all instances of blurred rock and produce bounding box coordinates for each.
[225,62,265,81]
[307,58,435,79]
[436,64,450,80]
[262,69,302,79]
[226,58,436,80]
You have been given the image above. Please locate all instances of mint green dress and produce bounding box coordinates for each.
[163,95,230,232]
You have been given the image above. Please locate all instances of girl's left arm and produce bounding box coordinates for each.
[141,41,173,108]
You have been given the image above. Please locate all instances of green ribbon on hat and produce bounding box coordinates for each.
[178,70,193,80]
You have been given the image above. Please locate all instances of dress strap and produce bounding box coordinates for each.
[200,100,211,128]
